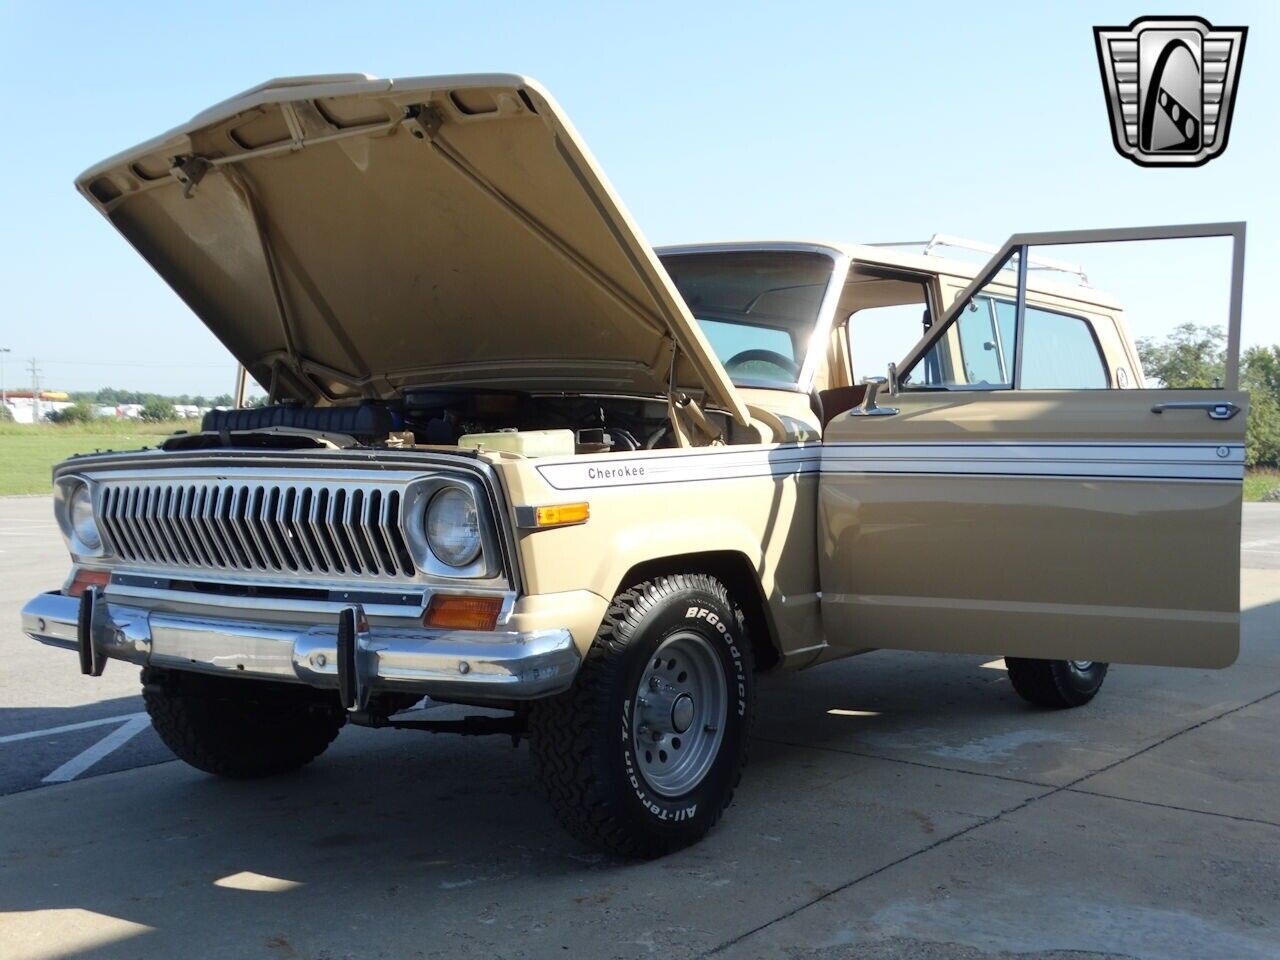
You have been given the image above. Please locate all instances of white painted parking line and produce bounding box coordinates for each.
[41,714,151,783]
[0,713,146,745]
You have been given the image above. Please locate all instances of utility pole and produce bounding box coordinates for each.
[27,357,40,423]
[0,347,10,408]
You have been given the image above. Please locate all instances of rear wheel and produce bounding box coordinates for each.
[142,667,345,778]
[529,574,754,858]
[1004,657,1108,708]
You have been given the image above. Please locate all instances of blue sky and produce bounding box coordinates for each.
[0,1,1276,397]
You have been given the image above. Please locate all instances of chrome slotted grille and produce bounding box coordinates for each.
[98,479,416,580]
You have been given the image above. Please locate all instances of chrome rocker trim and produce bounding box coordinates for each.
[21,590,580,702]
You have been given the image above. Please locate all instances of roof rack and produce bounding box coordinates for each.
[867,233,1090,285]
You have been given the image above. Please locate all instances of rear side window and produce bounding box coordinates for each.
[1019,306,1108,388]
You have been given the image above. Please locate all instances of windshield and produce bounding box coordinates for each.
[659,250,836,387]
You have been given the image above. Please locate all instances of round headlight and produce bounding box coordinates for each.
[70,484,101,549]
[425,487,482,568]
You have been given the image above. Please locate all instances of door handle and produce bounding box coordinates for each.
[1150,401,1240,420]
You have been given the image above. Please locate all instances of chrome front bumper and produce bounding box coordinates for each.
[21,591,580,702]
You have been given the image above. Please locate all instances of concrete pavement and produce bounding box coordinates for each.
[0,495,1277,959]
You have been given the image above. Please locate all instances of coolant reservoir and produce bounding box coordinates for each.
[457,429,576,458]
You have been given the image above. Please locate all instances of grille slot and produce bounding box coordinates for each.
[101,480,415,580]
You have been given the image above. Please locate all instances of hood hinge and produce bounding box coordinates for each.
[170,156,211,199]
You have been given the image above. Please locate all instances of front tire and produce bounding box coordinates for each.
[1005,657,1108,708]
[529,574,754,858]
[142,667,345,778]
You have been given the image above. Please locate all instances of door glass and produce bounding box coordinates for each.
[956,297,1012,386]
[901,256,1020,389]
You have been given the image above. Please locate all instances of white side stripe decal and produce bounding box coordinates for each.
[822,441,1244,483]
[534,441,1243,491]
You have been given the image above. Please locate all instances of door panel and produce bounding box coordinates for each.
[818,389,1246,667]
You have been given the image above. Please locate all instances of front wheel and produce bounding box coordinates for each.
[1004,657,1108,708]
[142,667,345,778]
[529,574,754,858]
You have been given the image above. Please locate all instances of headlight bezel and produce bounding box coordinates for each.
[401,476,499,580]
[53,475,109,558]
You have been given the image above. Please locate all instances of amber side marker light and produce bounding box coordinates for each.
[516,502,590,529]
[66,569,110,598]
[423,595,504,631]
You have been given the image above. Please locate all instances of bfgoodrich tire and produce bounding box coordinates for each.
[1005,657,1108,708]
[529,574,754,858]
[142,667,345,778]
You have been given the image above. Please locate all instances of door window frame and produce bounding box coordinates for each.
[841,265,941,386]
[895,223,1247,391]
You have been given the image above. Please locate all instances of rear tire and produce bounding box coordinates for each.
[1004,657,1108,708]
[142,667,345,778]
[529,574,754,858]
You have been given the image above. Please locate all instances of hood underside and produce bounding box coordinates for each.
[77,73,748,423]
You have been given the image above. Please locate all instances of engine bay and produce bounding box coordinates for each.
[177,390,745,456]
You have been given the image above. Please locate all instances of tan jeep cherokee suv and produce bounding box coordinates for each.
[22,73,1248,857]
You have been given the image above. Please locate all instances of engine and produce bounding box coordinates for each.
[180,390,694,456]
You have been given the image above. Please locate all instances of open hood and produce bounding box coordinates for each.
[76,73,748,423]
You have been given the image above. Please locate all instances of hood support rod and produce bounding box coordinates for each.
[221,165,308,398]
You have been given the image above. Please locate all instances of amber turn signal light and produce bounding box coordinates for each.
[66,568,110,598]
[534,502,590,527]
[423,594,503,631]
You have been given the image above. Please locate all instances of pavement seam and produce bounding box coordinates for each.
[752,735,1056,789]
[1060,686,1280,791]
[706,688,1280,957]
[699,785,1059,958]
[1063,786,1280,830]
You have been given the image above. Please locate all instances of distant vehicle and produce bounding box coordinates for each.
[22,74,1248,857]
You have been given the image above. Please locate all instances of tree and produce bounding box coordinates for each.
[1136,323,1225,388]
[140,397,176,422]
[47,400,97,424]
[1138,326,1280,467]
[1242,347,1280,467]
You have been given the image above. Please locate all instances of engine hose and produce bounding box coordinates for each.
[609,427,639,451]
[644,424,672,449]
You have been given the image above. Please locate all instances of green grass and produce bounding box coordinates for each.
[1245,468,1280,503]
[0,420,188,496]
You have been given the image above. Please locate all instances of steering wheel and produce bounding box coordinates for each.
[723,349,800,379]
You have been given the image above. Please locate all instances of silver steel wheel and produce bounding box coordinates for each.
[1069,660,1096,672]
[631,631,727,798]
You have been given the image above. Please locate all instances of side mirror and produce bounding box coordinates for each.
[853,374,899,418]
